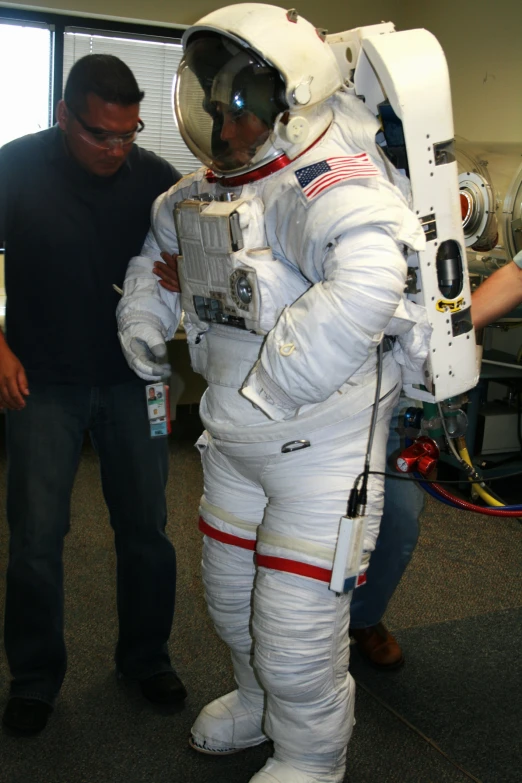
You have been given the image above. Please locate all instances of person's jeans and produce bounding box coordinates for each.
[349,399,425,629]
[4,380,176,705]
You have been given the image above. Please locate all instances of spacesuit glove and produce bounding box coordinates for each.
[118,323,171,381]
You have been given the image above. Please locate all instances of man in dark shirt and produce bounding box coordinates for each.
[0,54,184,736]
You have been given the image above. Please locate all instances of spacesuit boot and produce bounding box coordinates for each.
[190,651,268,754]
[249,758,336,783]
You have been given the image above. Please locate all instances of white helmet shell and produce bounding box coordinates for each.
[182,4,342,113]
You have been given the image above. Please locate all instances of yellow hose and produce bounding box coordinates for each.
[456,437,505,507]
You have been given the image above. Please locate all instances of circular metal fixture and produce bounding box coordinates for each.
[503,162,522,260]
[458,170,497,250]
[230,269,253,310]
[455,139,522,263]
[236,275,252,304]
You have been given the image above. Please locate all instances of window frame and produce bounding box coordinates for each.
[0,6,187,126]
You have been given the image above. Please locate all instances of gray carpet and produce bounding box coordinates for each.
[0,409,520,783]
[351,608,522,783]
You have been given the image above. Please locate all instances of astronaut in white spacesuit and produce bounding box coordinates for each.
[117,5,426,782]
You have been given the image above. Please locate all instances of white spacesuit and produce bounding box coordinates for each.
[117,5,426,782]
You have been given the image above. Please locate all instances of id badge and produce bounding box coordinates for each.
[145,382,171,438]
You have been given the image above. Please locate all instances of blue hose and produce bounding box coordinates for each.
[414,473,522,510]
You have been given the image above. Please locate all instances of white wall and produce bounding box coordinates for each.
[392,0,522,143]
[2,0,520,142]
[0,0,400,29]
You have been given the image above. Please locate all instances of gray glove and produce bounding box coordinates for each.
[118,324,171,381]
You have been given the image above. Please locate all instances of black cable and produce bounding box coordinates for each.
[360,340,384,513]
[479,452,522,469]
[347,340,384,517]
[518,390,522,453]
[483,484,510,505]
[360,468,522,485]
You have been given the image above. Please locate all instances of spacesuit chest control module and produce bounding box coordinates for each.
[174,194,310,337]
[175,197,263,332]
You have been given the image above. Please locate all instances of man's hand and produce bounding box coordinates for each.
[0,342,29,410]
[153,252,180,293]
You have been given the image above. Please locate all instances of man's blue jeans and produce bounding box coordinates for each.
[350,400,425,628]
[4,380,176,705]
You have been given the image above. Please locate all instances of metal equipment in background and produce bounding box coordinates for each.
[392,140,522,513]
[457,138,522,268]
[456,139,522,461]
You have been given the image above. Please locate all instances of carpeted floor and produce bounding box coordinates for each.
[0,409,520,783]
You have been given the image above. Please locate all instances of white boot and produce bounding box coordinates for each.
[189,689,268,755]
[249,759,322,783]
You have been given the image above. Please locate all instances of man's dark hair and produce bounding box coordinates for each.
[64,54,145,114]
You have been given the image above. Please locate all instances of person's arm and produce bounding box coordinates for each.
[116,187,183,380]
[471,260,522,330]
[0,146,29,409]
[241,224,408,420]
[0,332,29,410]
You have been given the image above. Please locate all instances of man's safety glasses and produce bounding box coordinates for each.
[68,106,145,149]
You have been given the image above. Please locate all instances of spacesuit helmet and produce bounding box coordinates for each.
[174,3,343,176]
[175,33,287,174]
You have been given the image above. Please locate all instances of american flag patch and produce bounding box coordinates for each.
[295,153,380,200]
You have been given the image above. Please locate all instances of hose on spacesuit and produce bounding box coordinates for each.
[354,456,522,515]
[426,409,522,514]
[392,403,522,515]
[415,476,522,516]
[413,436,522,515]
[455,437,506,507]
[349,339,385,517]
[435,403,509,508]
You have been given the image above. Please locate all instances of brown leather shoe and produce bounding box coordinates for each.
[350,622,405,670]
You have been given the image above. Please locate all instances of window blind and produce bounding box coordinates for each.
[63,30,200,175]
